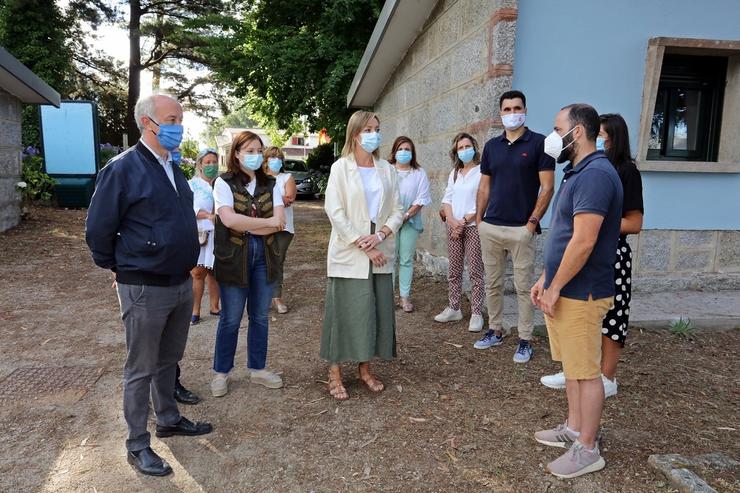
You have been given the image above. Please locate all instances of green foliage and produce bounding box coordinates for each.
[305,143,335,173]
[179,163,195,180]
[315,174,329,195]
[99,144,122,165]
[0,0,75,146]
[668,317,696,338]
[20,155,56,202]
[64,2,127,146]
[201,104,258,146]
[180,139,199,160]
[204,0,382,142]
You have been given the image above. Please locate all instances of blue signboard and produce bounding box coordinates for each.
[40,101,100,177]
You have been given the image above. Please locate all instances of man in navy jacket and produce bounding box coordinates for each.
[86,94,212,477]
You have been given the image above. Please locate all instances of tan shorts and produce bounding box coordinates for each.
[544,295,614,380]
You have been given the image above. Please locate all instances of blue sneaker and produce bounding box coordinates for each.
[513,339,533,363]
[473,329,504,350]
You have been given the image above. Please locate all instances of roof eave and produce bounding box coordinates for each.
[347,0,439,109]
[0,46,61,107]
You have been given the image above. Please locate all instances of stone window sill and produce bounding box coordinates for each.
[638,160,740,173]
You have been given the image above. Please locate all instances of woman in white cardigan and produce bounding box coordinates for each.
[321,110,404,401]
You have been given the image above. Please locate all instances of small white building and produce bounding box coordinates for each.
[215,127,321,168]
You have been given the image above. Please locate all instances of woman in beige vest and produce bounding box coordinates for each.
[320,110,404,400]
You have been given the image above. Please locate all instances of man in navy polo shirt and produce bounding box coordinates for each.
[474,90,555,363]
[530,104,623,478]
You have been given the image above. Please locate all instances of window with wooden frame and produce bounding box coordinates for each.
[637,38,740,173]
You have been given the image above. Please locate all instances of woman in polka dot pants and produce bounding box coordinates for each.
[540,114,643,397]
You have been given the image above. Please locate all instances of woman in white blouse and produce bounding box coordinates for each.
[188,148,221,324]
[263,146,297,314]
[321,110,404,401]
[387,136,431,312]
[435,132,485,332]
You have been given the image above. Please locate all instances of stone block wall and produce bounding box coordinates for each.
[371,0,740,292]
[420,229,740,293]
[374,0,519,260]
[0,88,23,232]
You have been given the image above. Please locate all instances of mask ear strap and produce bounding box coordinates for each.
[562,125,579,151]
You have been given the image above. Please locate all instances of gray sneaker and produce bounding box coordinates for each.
[546,441,605,479]
[534,422,579,448]
[250,369,283,389]
[211,372,229,398]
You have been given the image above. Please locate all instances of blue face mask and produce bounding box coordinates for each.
[267,157,283,173]
[360,132,381,153]
[149,117,184,151]
[458,147,475,164]
[171,150,181,166]
[240,153,263,171]
[596,137,606,152]
[395,149,412,165]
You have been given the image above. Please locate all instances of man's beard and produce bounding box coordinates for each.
[557,139,576,164]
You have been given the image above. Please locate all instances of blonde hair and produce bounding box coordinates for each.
[341,110,380,159]
[262,146,285,166]
[449,132,480,171]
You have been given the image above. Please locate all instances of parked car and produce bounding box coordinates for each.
[284,159,318,198]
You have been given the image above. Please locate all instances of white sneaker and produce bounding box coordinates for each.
[602,375,618,398]
[540,371,566,389]
[434,307,463,323]
[468,314,484,332]
[250,369,283,389]
[211,372,229,397]
[540,372,618,398]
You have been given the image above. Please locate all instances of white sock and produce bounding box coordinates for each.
[566,426,581,436]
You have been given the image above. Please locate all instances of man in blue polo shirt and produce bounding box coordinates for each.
[530,104,623,478]
[474,90,555,363]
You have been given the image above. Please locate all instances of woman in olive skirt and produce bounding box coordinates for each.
[321,110,404,401]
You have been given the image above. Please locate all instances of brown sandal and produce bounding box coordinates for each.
[327,375,349,401]
[360,374,384,393]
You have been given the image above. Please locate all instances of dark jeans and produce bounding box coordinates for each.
[213,235,274,373]
[117,278,192,452]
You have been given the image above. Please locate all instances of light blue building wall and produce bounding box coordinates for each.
[513,0,740,230]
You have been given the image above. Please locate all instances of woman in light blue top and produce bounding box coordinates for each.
[387,136,431,312]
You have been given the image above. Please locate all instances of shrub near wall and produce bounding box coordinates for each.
[20,147,55,202]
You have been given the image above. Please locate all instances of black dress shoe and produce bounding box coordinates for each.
[174,382,201,405]
[127,447,173,476]
[156,416,213,438]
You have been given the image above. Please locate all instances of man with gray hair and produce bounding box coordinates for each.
[86,94,213,477]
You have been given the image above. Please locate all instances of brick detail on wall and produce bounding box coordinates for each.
[488,63,514,78]
[487,6,517,80]
[372,0,520,259]
[490,7,518,26]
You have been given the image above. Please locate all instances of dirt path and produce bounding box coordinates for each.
[1,203,738,492]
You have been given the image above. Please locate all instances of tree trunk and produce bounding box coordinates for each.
[151,12,163,91]
[126,0,142,142]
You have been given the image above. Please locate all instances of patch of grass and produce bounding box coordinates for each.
[668,317,696,338]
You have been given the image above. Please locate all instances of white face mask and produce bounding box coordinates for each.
[544,127,577,162]
[502,113,526,130]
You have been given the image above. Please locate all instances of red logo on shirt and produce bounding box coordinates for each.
[521,152,528,157]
